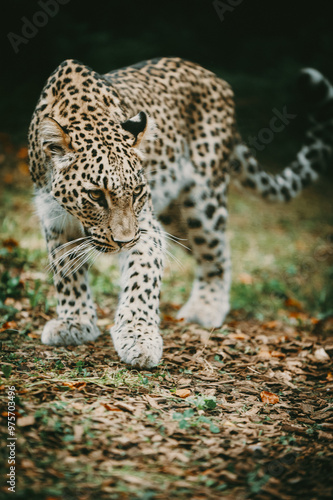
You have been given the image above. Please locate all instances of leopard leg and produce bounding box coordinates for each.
[36,193,100,345]
[176,178,231,328]
[111,210,165,369]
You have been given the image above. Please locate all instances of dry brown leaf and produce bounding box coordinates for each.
[73,424,84,442]
[27,333,40,339]
[314,348,330,362]
[20,459,35,469]
[62,381,86,390]
[5,297,22,308]
[16,146,28,159]
[168,303,181,311]
[237,272,254,285]
[114,402,136,412]
[271,350,286,359]
[310,317,320,325]
[38,312,52,321]
[18,161,30,176]
[277,335,289,343]
[285,297,303,310]
[326,372,333,382]
[260,391,279,404]
[2,238,18,252]
[0,320,18,331]
[318,430,333,441]
[175,388,191,398]
[102,403,122,411]
[288,311,309,321]
[229,331,249,340]
[17,415,35,427]
[3,173,13,184]
[258,349,271,360]
[282,423,307,434]
[223,420,237,427]
[145,395,161,409]
[163,314,183,323]
[97,318,114,328]
[300,403,314,414]
[2,411,20,417]
[262,320,279,329]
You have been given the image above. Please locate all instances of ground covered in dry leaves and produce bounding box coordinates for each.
[0,141,333,499]
[1,309,333,499]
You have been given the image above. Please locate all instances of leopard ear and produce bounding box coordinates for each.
[121,111,154,147]
[39,117,75,168]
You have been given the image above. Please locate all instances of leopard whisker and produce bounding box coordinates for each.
[88,248,100,271]
[140,236,183,269]
[46,214,65,223]
[54,250,89,278]
[51,236,92,256]
[54,244,93,277]
[49,242,91,269]
[48,240,93,271]
[69,247,96,277]
[140,229,191,251]
[159,229,188,242]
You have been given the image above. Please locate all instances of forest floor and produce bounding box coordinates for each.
[0,137,333,499]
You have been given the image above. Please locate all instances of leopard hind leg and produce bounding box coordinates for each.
[159,179,231,328]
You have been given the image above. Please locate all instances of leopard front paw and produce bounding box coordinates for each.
[41,319,101,346]
[111,326,163,369]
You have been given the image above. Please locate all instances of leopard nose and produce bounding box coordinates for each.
[112,220,136,245]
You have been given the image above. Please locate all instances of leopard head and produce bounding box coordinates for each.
[39,111,154,252]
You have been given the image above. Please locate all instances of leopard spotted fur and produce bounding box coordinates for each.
[28,58,332,368]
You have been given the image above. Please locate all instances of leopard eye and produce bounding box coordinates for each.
[88,190,104,202]
[133,185,144,197]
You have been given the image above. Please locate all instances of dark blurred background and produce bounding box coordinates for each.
[1,0,333,155]
[0,0,332,318]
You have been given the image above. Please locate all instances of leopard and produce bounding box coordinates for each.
[28,57,333,368]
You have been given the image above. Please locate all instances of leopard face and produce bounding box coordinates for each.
[40,112,151,252]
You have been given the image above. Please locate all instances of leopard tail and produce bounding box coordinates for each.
[229,68,333,202]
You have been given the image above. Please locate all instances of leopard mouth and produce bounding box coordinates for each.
[91,235,140,253]
[92,242,119,253]
[84,227,140,252]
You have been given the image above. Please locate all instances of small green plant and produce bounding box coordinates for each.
[138,373,151,385]
[179,368,193,374]
[278,434,296,446]
[173,408,194,429]
[146,412,157,423]
[25,279,43,308]
[0,269,21,322]
[306,423,321,435]
[0,271,21,299]
[187,395,217,410]
[2,364,12,379]
[34,407,49,425]
[75,360,90,376]
[247,466,270,494]
[172,409,219,433]
[76,360,84,374]
[0,303,18,323]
